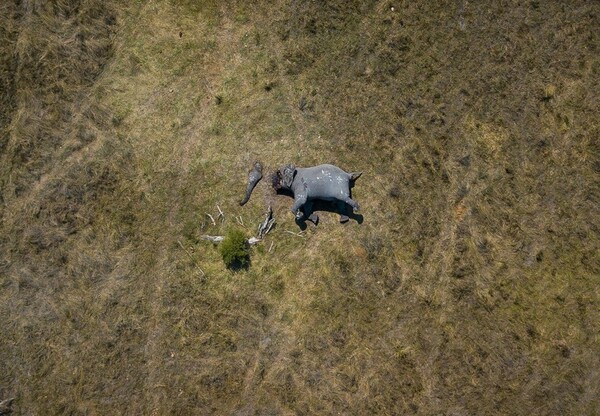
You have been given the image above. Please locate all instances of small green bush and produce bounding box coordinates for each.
[220,229,250,270]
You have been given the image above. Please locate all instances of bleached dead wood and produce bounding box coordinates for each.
[205,213,216,226]
[200,235,224,243]
[257,205,275,239]
[201,206,275,245]
[216,205,225,223]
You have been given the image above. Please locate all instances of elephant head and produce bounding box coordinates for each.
[272,164,296,190]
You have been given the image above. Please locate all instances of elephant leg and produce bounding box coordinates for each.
[303,201,314,216]
[343,196,360,213]
[337,201,350,223]
[303,201,319,225]
[307,213,319,225]
[291,195,308,220]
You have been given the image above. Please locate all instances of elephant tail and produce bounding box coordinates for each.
[349,171,362,181]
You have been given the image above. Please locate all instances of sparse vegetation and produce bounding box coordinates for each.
[1,0,598,414]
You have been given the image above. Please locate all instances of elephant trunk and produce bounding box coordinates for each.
[239,162,263,206]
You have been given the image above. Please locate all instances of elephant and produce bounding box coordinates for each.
[272,163,362,223]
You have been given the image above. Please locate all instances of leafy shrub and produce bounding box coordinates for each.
[220,229,250,270]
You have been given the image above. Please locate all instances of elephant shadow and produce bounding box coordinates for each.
[275,189,364,230]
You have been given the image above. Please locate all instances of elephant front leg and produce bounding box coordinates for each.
[291,194,308,221]
[301,201,319,225]
[337,201,350,223]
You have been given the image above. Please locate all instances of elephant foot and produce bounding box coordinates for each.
[339,214,350,223]
[307,213,319,225]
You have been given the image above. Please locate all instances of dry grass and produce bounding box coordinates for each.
[1,0,599,414]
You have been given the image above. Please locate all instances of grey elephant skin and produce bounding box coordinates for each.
[272,164,361,222]
[239,162,263,206]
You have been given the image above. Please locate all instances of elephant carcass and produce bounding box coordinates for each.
[272,164,361,223]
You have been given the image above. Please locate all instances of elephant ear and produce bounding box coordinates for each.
[282,164,296,189]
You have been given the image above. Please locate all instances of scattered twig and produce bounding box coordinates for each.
[216,204,225,223]
[201,206,276,247]
[268,241,274,253]
[205,213,216,226]
[284,230,304,237]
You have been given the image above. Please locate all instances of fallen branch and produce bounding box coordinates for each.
[201,207,276,246]
[216,205,225,223]
[201,235,224,243]
[205,213,216,226]
[257,205,275,239]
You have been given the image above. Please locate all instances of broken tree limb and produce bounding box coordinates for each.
[257,205,275,239]
[201,206,276,246]
[201,235,224,243]
[216,204,225,223]
[201,235,260,245]
[205,213,216,226]
[247,237,261,245]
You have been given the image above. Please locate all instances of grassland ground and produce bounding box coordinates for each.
[1,0,599,414]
